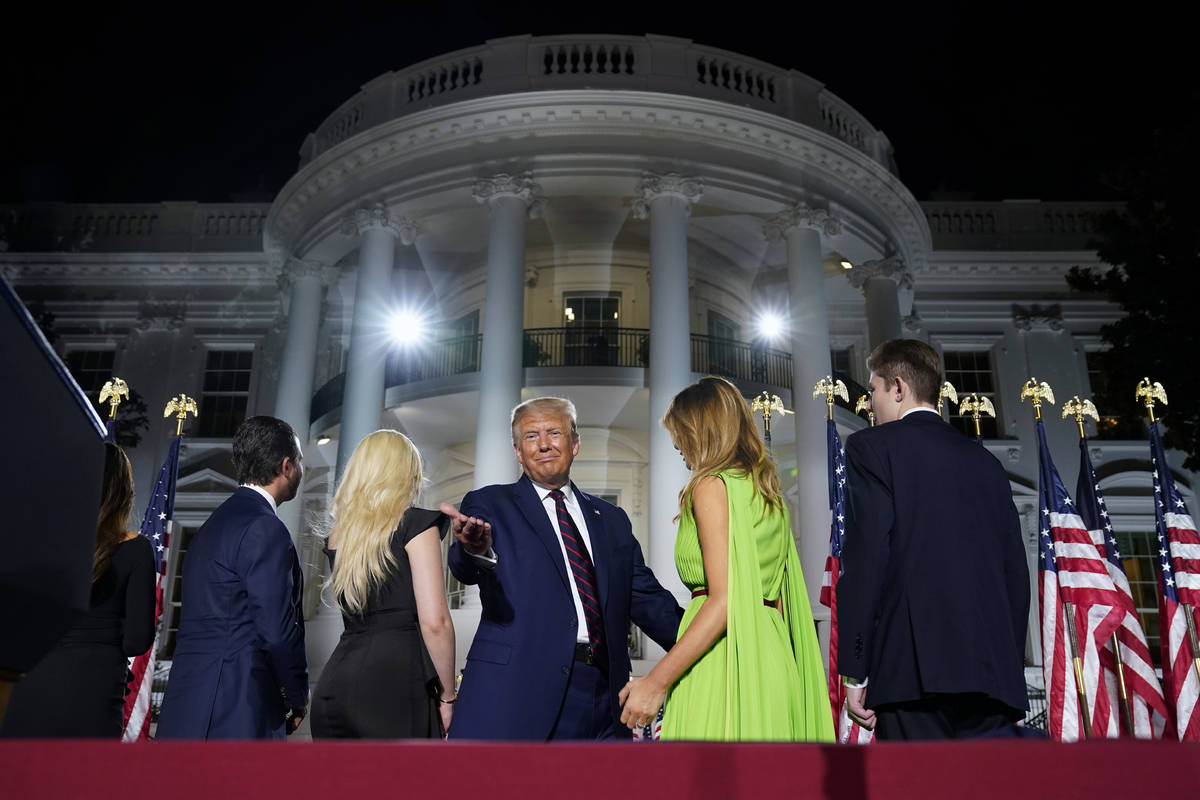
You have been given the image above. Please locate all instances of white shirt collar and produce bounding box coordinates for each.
[532,480,575,504]
[902,406,941,419]
[240,483,278,514]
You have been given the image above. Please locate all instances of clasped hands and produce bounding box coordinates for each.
[439,503,493,555]
[844,685,876,730]
[618,675,667,731]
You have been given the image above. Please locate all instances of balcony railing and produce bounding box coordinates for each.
[310,328,810,424]
[301,35,895,171]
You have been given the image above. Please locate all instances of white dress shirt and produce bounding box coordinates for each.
[240,483,278,515]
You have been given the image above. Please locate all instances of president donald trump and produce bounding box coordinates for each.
[445,397,682,740]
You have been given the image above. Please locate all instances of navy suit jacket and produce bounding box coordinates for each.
[836,411,1029,715]
[447,475,683,740]
[157,487,308,739]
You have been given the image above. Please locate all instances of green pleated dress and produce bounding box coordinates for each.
[659,471,834,742]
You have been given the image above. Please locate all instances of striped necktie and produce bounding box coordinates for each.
[550,488,605,654]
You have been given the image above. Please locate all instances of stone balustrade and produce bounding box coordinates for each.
[0,202,271,253]
[921,200,1122,251]
[299,34,894,171]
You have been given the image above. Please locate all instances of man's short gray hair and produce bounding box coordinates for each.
[510,396,579,443]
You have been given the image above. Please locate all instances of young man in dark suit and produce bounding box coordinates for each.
[445,397,683,740]
[157,416,308,739]
[837,339,1029,740]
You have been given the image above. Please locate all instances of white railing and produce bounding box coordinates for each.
[0,202,271,252]
[921,201,1121,249]
[300,35,893,170]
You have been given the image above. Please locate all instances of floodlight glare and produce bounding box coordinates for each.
[839,259,854,270]
[388,309,428,346]
[756,312,785,341]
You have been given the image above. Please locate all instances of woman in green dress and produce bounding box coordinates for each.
[619,376,834,741]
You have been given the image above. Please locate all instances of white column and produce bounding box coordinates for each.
[471,173,543,488]
[273,257,332,545]
[335,205,417,479]
[763,203,842,641]
[635,173,703,607]
[847,256,912,350]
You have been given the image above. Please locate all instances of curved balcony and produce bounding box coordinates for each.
[309,327,868,430]
[300,34,894,172]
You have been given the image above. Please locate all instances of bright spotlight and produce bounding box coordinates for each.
[756,312,785,342]
[388,309,428,347]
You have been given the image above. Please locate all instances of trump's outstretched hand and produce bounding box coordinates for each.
[440,503,493,556]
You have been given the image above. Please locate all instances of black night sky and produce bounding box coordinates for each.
[3,0,1193,204]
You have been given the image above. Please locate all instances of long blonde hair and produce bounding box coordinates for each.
[661,376,783,519]
[326,429,424,615]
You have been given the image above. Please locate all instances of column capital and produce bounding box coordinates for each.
[762,202,842,242]
[631,172,703,219]
[278,257,337,292]
[472,172,545,218]
[846,256,913,291]
[341,204,418,244]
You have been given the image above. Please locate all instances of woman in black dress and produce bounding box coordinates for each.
[1,442,156,738]
[310,429,457,738]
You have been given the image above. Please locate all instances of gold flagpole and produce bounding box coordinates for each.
[1063,395,1134,736]
[936,381,958,420]
[99,377,129,419]
[163,394,198,437]
[751,391,792,450]
[1022,377,1091,737]
[813,376,848,423]
[1137,378,1200,686]
[958,393,996,440]
[854,394,875,427]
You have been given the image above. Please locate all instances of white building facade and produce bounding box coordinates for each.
[3,35,1191,726]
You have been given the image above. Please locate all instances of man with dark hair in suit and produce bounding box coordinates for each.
[157,416,308,739]
[444,396,682,740]
[837,339,1029,740]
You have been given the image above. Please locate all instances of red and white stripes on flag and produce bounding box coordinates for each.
[1076,439,1172,739]
[1035,420,1124,741]
[1149,422,1200,741]
[819,418,874,745]
[122,435,181,741]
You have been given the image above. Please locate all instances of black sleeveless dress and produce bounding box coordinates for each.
[1,536,156,738]
[310,506,449,739]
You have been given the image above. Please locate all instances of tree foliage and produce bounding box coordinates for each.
[1067,98,1200,468]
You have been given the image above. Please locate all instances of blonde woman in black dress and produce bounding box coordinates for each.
[2,442,155,738]
[310,429,456,738]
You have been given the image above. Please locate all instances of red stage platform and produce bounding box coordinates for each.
[2,739,1196,799]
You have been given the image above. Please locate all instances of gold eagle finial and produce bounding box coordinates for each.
[163,394,199,435]
[1135,378,1168,423]
[958,393,996,439]
[98,377,130,419]
[1019,378,1056,421]
[813,377,849,421]
[854,394,875,427]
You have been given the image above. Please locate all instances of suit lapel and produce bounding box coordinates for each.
[574,487,611,615]
[512,475,570,592]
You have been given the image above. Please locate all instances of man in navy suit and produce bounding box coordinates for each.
[157,416,308,739]
[446,397,683,740]
[837,339,1029,740]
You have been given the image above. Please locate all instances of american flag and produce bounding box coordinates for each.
[121,435,181,741]
[1035,419,1124,741]
[1075,438,1172,739]
[819,418,873,744]
[631,705,663,741]
[1148,421,1200,741]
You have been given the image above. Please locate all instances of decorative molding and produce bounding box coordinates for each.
[761,202,842,242]
[472,173,545,218]
[135,301,187,332]
[631,172,703,219]
[341,204,418,244]
[264,93,930,270]
[524,266,540,288]
[1012,302,1064,331]
[278,257,338,292]
[846,255,913,291]
[903,308,923,333]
